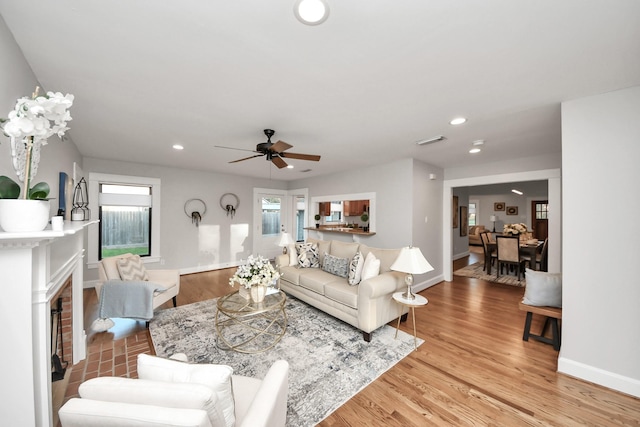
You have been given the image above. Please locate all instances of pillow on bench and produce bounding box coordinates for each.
[523,268,562,307]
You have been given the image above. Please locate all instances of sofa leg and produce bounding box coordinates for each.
[172,296,177,307]
[363,331,372,342]
[400,313,408,323]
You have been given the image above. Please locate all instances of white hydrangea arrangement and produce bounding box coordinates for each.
[503,223,528,234]
[229,255,280,289]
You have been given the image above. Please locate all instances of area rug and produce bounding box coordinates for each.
[454,261,526,287]
[149,295,422,427]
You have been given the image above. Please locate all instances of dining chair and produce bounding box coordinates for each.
[536,238,549,272]
[496,235,527,280]
[480,231,497,272]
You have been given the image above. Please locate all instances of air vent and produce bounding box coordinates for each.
[300,169,312,173]
[416,135,446,146]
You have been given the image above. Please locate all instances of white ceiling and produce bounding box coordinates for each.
[1,1,639,181]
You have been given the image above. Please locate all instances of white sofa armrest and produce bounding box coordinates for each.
[59,398,212,427]
[235,360,289,427]
[275,254,290,268]
[358,271,405,300]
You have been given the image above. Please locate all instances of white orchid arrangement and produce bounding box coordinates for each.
[0,87,74,199]
[503,223,528,234]
[229,255,280,289]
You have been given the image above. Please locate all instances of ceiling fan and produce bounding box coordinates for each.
[216,129,321,169]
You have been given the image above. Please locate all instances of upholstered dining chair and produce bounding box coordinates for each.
[536,238,549,272]
[97,253,180,311]
[496,235,527,280]
[480,231,497,272]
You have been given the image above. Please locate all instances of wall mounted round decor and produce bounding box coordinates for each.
[220,193,239,218]
[506,206,518,215]
[494,202,505,211]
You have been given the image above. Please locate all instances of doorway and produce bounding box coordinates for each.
[253,189,287,260]
[531,200,549,240]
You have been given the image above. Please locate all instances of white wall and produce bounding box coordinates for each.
[82,157,287,280]
[0,16,82,218]
[559,85,640,397]
[451,187,470,258]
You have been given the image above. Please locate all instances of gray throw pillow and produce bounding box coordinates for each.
[523,269,562,307]
[322,252,349,278]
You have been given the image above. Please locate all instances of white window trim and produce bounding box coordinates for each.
[87,173,162,268]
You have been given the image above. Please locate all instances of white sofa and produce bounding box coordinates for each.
[276,238,408,342]
[97,253,180,310]
[59,354,289,427]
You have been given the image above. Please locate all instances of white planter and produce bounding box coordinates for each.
[0,199,50,232]
[250,285,267,303]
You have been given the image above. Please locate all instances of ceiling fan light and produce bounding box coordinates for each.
[294,0,329,26]
[450,117,467,125]
[469,147,481,154]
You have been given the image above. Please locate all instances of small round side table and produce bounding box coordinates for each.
[393,291,428,351]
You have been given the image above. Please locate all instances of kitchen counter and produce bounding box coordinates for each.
[305,227,376,236]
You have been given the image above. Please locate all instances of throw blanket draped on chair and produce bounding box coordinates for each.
[92,280,166,332]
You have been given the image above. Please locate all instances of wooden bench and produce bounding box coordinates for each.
[518,301,562,351]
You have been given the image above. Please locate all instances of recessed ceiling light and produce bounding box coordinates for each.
[294,0,329,26]
[469,148,481,154]
[450,117,467,125]
[172,144,184,150]
[511,189,523,195]
[286,165,294,169]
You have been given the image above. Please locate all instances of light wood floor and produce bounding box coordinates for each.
[71,253,640,426]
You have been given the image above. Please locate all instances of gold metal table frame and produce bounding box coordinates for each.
[215,290,287,353]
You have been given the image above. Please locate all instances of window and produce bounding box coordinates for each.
[99,184,152,259]
[535,203,549,219]
[88,173,161,267]
[261,197,281,237]
[468,202,477,227]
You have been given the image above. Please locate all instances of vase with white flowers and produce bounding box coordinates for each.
[503,222,527,235]
[229,255,280,303]
[0,87,74,232]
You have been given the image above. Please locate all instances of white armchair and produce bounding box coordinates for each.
[59,354,290,427]
[97,253,180,309]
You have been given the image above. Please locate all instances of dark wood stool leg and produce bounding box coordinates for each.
[523,312,533,341]
[550,318,561,351]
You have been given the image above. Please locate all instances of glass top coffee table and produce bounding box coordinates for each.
[215,289,287,353]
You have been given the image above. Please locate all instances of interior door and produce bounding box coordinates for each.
[254,189,288,260]
[531,200,549,240]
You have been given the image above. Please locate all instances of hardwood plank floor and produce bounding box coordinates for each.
[63,252,640,426]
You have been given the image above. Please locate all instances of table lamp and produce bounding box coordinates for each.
[390,246,434,300]
[489,215,497,232]
[277,232,294,254]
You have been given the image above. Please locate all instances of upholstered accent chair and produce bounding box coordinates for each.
[59,354,289,427]
[97,253,180,310]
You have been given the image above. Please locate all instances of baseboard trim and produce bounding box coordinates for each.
[558,357,640,398]
[413,274,444,293]
[453,251,470,261]
[179,261,241,276]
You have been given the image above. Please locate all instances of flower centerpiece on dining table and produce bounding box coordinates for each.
[503,222,528,235]
[229,255,280,303]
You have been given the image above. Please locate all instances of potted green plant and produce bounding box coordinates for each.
[0,87,74,232]
[314,214,321,228]
[360,213,369,232]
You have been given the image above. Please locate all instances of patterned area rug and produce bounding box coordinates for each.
[454,261,526,287]
[150,295,422,427]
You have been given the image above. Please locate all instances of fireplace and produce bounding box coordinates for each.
[0,220,95,426]
[51,278,72,382]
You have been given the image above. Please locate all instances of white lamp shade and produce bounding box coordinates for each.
[277,232,294,247]
[390,246,434,274]
[489,215,496,222]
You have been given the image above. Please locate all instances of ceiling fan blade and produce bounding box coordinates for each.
[270,140,292,153]
[229,154,263,163]
[271,156,288,169]
[281,152,321,161]
[215,145,259,153]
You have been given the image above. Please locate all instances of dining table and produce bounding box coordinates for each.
[486,239,544,275]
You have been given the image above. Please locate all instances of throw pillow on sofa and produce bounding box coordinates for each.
[296,242,319,268]
[348,251,364,286]
[361,251,380,281]
[322,252,349,278]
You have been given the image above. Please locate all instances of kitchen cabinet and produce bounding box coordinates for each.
[318,202,331,216]
[343,200,368,216]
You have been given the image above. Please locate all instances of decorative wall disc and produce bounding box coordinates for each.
[220,193,239,218]
[184,198,206,227]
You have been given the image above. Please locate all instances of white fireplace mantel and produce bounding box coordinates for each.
[0,220,96,426]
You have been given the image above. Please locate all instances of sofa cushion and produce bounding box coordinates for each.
[279,265,304,286]
[299,269,342,295]
[330,240,360,260]
[360,246,401,273]
[324,281,358,309]
[296,242,319,268]
[137,354,235,427]
[361,251,380,281]
[348,251,364,286]
[117,255,150,281]
[322,252,349,278]
[307,238,331,264]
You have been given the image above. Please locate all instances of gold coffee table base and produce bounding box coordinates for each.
[215,290,287,354]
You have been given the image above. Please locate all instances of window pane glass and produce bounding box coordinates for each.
[262,197,281,237]
[295,196,305,242]
[100,206,151,258]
